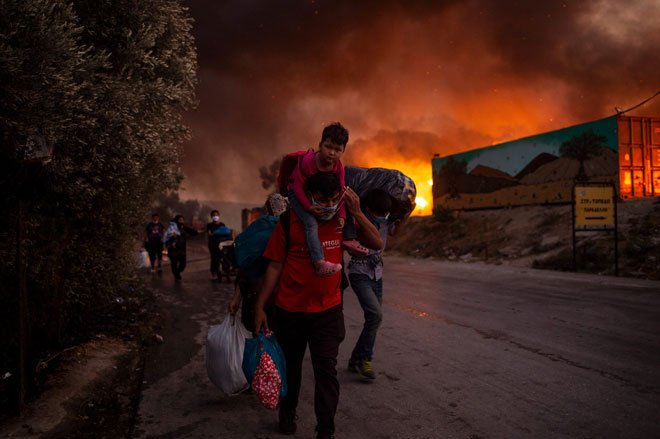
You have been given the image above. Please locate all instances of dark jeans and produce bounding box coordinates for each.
[349,273,383,361]
[170,254,186,279]
[208,242,221,274]
[276,305,345,435]
[146,241,163,267]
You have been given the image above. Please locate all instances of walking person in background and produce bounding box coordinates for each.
[346,189,403,381]
[163,214,199,282]
[144,213,165,273]
[206,209,226,279]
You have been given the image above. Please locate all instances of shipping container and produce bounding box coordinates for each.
[431,115,659,210]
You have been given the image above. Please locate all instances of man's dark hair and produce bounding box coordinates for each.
[306,172,341,198]
[320,122,349,148]
[365,189,392,216]
[152,213,159,218]
[210,209,219,217]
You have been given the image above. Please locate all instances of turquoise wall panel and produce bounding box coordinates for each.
[432,116,619,177]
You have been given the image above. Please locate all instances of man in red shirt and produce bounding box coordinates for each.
[254,172,383,439]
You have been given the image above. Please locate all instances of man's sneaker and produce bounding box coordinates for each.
[317,432,335,439]
[278,407,297,435]
[354,359,376,381]
[211,273,218,280]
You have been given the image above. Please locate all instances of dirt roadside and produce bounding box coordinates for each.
[0,241,212,439]
[387,197,660,279]
[0,272,161,439]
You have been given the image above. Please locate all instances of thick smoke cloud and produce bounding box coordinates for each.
[181,0,660,204]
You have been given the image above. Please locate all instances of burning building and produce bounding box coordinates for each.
[431,115,660,210]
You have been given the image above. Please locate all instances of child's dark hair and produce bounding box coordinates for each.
[152,213,159,218]
[365,189,392,216]
[306,172,341,198]
[320,122,349,148]
[210,209,219,217]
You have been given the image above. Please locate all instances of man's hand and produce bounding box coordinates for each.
[228,295,240,315]
[307,204,324,218]
[253,307,269,335]
[344,186,362,217]
[337,217,345,230]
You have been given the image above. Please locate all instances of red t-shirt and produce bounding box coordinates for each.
[263,211,343,312]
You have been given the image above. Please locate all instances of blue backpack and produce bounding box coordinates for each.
[234,212,291,278]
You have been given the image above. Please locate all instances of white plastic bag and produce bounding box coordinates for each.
[206,314,252,394]
[138,248,150,268]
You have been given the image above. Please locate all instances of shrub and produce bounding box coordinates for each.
[433,205,455,222]
[0,0,197,409]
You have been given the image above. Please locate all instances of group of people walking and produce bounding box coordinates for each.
[230,122,404,439]
[144,122,403,439]
[143,211,232,282]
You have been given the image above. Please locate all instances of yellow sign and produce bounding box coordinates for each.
[574,186,615,228]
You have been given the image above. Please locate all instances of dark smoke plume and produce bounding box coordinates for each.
[181,0,660,203]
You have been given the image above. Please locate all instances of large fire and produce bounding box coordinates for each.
[342,94,572,216]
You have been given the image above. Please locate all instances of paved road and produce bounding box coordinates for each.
[133,249,660,439]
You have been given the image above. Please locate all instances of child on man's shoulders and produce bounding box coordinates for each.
[288,122,368,276]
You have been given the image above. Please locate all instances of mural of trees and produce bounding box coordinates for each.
[438,157,468,198]
[559,130,608,182]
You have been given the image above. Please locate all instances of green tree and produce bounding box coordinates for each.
[559,130,607,182]
[0,0,196,408]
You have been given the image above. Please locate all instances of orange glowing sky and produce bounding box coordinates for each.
[181,0,660,214]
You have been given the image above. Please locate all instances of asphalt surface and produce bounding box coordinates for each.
[133,245,660,439]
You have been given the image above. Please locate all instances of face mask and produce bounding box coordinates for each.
[212,215,220,222]
[312,197,338,220]
[373,214,389,224]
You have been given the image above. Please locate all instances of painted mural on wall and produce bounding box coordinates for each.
[432,116,620,210]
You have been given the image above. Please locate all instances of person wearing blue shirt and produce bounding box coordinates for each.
[206,209,230,279]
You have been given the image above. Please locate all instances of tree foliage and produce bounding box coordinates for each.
[0,0,196,406]
[153,191,214,225]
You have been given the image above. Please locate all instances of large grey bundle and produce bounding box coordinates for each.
[345,166,417,220]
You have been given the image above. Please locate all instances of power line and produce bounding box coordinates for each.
[615,89,660,114]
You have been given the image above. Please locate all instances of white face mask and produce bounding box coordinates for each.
[212,215,220,222]
[311,197,339,220]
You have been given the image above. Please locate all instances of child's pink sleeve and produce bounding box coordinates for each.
[291,152,314,211]
[337,161,346,219]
